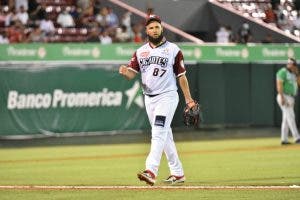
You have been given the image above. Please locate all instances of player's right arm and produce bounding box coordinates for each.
[119,65,137,80]
[119,51,139,80]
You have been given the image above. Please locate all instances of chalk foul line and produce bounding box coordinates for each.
[0,185,299,190]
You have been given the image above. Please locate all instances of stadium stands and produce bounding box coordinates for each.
[216,0,300,38]
[0,0,299,43]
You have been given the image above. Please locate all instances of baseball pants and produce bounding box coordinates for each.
[277,94,300,142]
[144,90,184,177]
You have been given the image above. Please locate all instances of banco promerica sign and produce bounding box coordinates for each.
[0,64,148,136]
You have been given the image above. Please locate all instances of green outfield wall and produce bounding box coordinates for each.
[0,43,299,137]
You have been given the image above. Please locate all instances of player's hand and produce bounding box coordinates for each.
[119,65,128,76]
[186,100,196,111]
[280,95,289,107]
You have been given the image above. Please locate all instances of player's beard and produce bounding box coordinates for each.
[147,32,164,45]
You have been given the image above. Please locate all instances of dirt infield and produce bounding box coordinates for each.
[0,185,299,190]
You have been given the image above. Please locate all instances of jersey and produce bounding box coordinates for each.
[276,67,298,96]
[127,40,186,95]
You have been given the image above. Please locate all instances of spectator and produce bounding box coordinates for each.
[95,6,108,28]
[6,21,24,43]
[26,26,45,42]
[121,11,132,32]
[263,4,276,24]
[115,25,131,42]
[226,25,236,42]
[0,7,6,27]
[132,23,143,43]
[86,27,101,42]
[106,6,119,29]
[215,25,230,43]
[15,5,28,25]
[292,11,300,30]
[100,29,112,44]
[94,0,102,14]
[0,31,9,43]
[238,22,252,43]
[39,15,55,35]
[29,3,46,21]
[56,7,75,28]
[69,5,81,23]
[3,6,14,27]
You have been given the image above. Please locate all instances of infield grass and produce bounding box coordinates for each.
[0,136,299,199]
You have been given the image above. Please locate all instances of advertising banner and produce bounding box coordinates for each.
[0,43,298,63]
[0,64,149,136]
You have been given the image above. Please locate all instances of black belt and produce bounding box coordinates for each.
[145,94,159,97]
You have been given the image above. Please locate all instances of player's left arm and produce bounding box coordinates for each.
[174,49,196,108]
[178,75,196,108]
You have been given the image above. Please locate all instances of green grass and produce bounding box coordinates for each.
[0,137,300,199]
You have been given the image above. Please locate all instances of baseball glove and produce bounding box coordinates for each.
[183,101,202,127]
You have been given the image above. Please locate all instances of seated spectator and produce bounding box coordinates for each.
[6,21,24,43]
[95,6,108,29]
[0,7,6,27]
[263,4,276,24]
[86,27,101,42]
[26,26,45,43]
[16,5,28,25]
[0,30,9,43]
[115,25,131,42]
[121,11,132,33]
[292,11,300,30]
[30,2,47,21]
[106,6,119,29]
[39,15,55,35]
[57,7,75,28]
[132,23,143,43]
[100,30,112,44]
[215,25,230,43]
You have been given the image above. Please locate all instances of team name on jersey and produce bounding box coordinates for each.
[139,56,169,68]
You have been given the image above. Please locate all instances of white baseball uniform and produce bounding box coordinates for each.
[127,38,185,177]
[276,67,300,142]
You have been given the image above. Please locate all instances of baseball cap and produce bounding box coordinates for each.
[145,15,161,26]
[288,58,297,66]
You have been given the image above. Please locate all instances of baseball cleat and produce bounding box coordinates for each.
[281,141,291,145]
[164,175,186,184]
[137,170,156,186]
[295,139,300,144]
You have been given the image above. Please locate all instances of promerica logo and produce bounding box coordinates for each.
[215,47,249,59]
[262,47,294,58]
[6,82,143,110]
[62,46,100,58]
[7,46,47,58]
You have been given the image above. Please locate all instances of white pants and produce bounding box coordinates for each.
[144,91,184,177]
[277,94,300,142]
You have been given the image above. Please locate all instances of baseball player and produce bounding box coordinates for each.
[119,15,197,185]
[276,58,300,145]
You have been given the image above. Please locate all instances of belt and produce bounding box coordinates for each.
[145,94,159,97]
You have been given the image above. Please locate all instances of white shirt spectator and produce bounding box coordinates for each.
[0,33,9,44]
[216,26,230,43]
[40,19,55,34]
[293,12,300,29]
[57,11,75,27]
[100,31,112,44]
[16,7,29,25]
